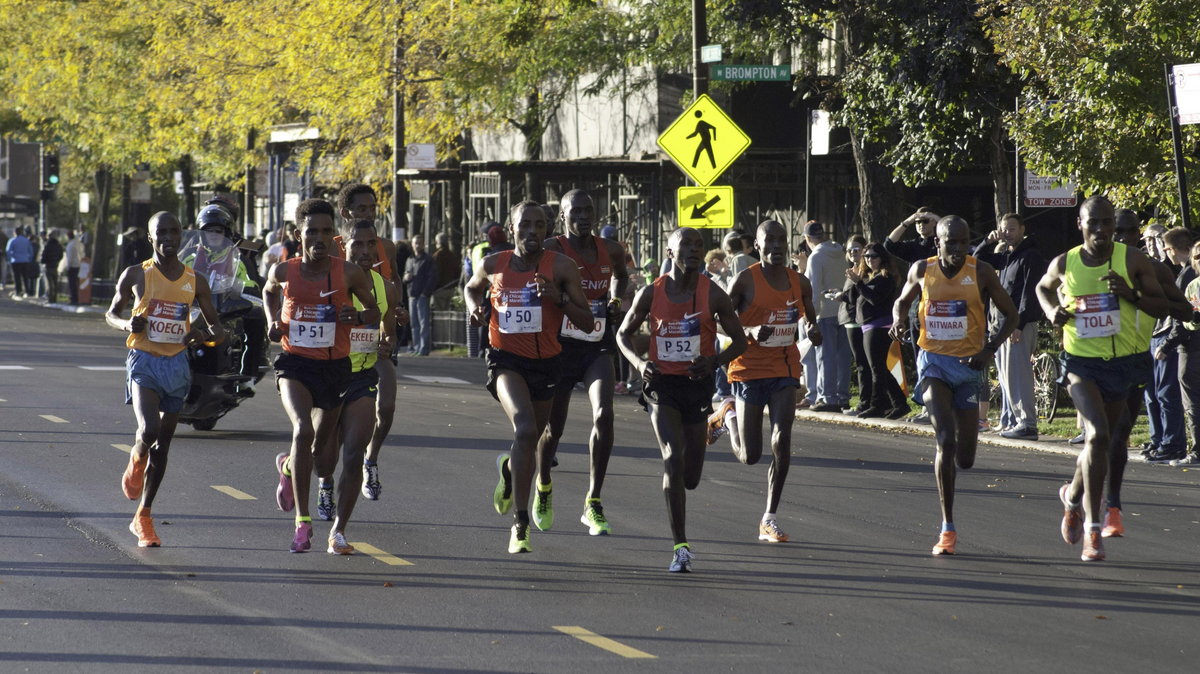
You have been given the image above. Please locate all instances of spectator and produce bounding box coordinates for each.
[599,224,617,240]
[6,226,36,297]
[804,220,851,411]
[723,231,754,276]
[119,227,152,270]
[0,227,8,289]
[705,248,730,288]
[849,242,908,417]
[432,232,458,309]
[404,233,435,356]
[973,213,1048,440]
[884,208,939,424]
[1164,228,1200,465]
[64,229,84,305]
[463,222,512,357]
[40,230,64,304]
[1141,221,1189,461]
[833,235,868,414]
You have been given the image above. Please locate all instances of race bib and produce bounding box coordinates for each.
[760,305,800,348]
[924,299,968,341]
[290,304,337,348]
[560,299,606,342]
[349,325,380,353]
[496,286,542,334]
[656,314,702,362]
[145,299,189,344]
[1074,293,1120,338]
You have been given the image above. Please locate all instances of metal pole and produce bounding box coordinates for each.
[691,0,707,100]
[1014,98,1022,217]
[392,1,408,241]
[1165,64,1193,229]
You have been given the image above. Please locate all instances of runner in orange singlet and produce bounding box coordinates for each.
[617,227,746,572]
[464,200,593,554]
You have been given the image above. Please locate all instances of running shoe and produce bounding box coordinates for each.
[1068,432,1085,445]
[122,449,147,501]
[129,512,161,548]
[931,530,957,555]
[758,519,789,543]
[361,463,381,500]
[977,418,991,433]
[809,401,842,413]
[316,483,335,521]
[1146,448,1187,464]
[909,410,931,425]
[509,521,532,553]
[275,452,294,512]
[493,454,513,515]
[1081,530,1105,561]
[668,544,694,573]
[327,531,355,555]
[706,398,734,445]
[290,522,313,553]
[533,484,554,531]
[614,382,628,395]
[1059,484,1083,544]
[581,499,611,535]
[1101,507,1124,538]
[1169,452,1200,467]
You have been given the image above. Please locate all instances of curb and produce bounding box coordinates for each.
[794,408,1155,463]
[7,293,105,314]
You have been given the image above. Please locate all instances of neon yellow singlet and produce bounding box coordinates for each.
[1061,242,1145,359]
[348,270,388,373]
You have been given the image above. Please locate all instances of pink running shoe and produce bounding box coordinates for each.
[275,452,294,512]
[290,522,312,553]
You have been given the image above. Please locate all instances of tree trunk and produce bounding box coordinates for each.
[848,128,901,241]
[90,167,114,278]
[988,117,1013,219]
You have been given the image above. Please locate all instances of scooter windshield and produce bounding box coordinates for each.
[180,230,244,300]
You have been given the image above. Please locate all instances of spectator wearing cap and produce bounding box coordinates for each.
[463,221,514,357]
[884,207,939,264]
[804,220,851,411]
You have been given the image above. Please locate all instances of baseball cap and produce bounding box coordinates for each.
[803,221,825,237]
[599,225,617,239]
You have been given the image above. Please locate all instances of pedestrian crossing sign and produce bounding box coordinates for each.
[677,186,734,229]
[657,94,751,186]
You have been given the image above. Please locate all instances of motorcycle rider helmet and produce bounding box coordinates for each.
[196,204,237,238]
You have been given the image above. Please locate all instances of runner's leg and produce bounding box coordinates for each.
[333,396,374,536]
[649,403,689,545]
[495,370,540,521]
[765,385,798,514]
[583,353,615,499]
[732,397,765,465]
[367,358,396,464]
[279,379,318,520]
[922,380,960,524]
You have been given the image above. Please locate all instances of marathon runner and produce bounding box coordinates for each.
[310,221,399,552]
[264,198,381,553]
[106,212,224,547]
[535,189,629,536]
[335,183,404,502]
[706,220,819,543]
[891,216,1018,556]
[1037,197,1168,561]
[617,227,746,572]
[464,200,593,553]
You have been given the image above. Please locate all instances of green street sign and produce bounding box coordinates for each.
[711,64,791,82]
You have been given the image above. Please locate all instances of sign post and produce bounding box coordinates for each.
[677,186,734,229]
[1167,63,1199,229]
[658,94,751,230]
[1023,170,1078,208]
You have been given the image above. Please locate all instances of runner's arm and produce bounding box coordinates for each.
[617,285,657,382]
[262,262,286,341]
[550,255,595,329]
[380,279,399,356]
[969,261,1017,369]
[464,253,493,326]
[889,260,925,341]
[702,283,747,377]
[105,265,145,334]
[191,274,226,345]
[1036,255,1070,326]
[345,261,381,326]
[607,238,630,309]
[797,272,822,345]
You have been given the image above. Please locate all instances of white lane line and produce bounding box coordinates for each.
[79,366,126,371]
[0,398,7,402]
[40,414,68,423]
[0,365,32,370]
[552,626,657,659]
[210,485,256,500]
[402,375,470,385]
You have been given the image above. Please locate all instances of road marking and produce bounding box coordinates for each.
[40,414,68,423]
[79,365,126,371]
[211,485,256,500]
[402,375,470,385]
[350,542,413,566]
[553,626,656,659]
[112,443,132,453]
[0,398,6,402]
[0,365,31,370]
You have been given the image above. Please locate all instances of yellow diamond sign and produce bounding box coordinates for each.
[677,186,734,229]
[657,94,751,186]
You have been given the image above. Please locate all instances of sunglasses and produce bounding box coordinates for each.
[864,253,881,259]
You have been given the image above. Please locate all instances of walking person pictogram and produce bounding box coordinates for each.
[687,111,717,170]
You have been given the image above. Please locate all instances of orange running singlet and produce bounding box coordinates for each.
[555,235,612,343]
[280,258,352,360]
[488,250,564,360]
[917,256,986,358]
[647,274,716,376]
[728,263,803,382]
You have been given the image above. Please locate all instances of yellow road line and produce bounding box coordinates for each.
[112,443,132,453]
[40,414,68,423]
[553,626,656,659]
[0,398,7,402]
[210,485,256,500]
[349,541,413,566]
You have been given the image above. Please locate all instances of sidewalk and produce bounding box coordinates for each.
[795,407,1156,463]
[7,291,105,314]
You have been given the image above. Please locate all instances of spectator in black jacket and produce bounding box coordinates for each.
[973,213,1047,439]
[846,242,908,418]
[884,207,939,264]
[835,235,869,414]
[40,231,64,303]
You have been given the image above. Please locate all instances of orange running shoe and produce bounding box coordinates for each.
[1102,507,1124,538]
[1059,484,1083,544]
[1081,530,1105,561]
[932,530,957,555]
[122,449,147,500]
[129,512,161,547]
[706,398,734,445]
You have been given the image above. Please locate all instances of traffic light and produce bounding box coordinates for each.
[42,150,60,191]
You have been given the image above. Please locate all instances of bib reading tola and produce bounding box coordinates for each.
[648,274,716,376]
[127,260,196,357]
[917,256,986,359]
[1061,242,1145,359]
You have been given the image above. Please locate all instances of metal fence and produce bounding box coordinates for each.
[432,310,466,349]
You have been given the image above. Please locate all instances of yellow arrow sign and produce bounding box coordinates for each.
[677,186,734,229]
[657,94,751,186]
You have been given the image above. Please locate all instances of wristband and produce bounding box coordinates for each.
[1130,288,1141,304]
[556,293,569,308]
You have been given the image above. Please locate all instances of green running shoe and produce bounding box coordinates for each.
[532,483,554,531]
[580,498,611,535]
[493,454,513,515]
[509,521,532,553]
